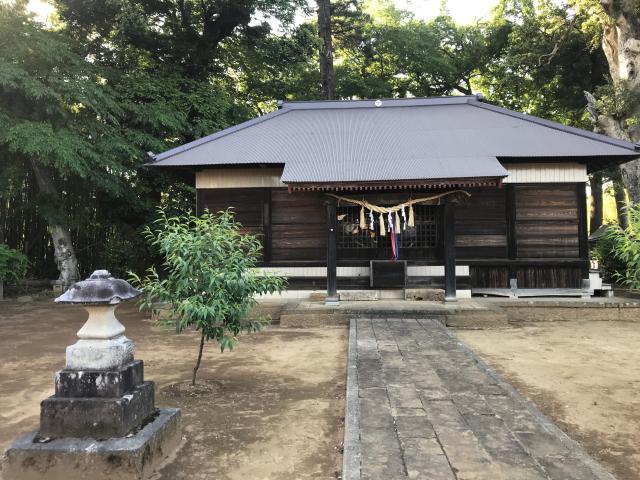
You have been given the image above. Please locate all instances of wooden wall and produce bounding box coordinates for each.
[455,188,508,259]
[513,184,579,258]
[271,189,326,262]
[197,183,587,289]
[198,188,265,237]
[469,183,586,288]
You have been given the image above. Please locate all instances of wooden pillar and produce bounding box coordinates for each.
[262,188,272,263]
[443,202,456,301]
[326,199,339,304]
[577,182,590,284]
[505,184,518,288]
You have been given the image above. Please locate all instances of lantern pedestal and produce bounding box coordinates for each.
[1,270,181,480]
[3,408,181,480]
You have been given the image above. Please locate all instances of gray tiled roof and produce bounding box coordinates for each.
[149,96,639,183]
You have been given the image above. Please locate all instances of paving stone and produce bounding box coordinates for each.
[378,343,401,352]
[344,318,614,480]
[401,438,455,480]
[360,426,406,479]
[387,385,422,408]
[537,455,604,480]
[418,386,450,401]
[394,415,436,439]
[421,399,469,432]
[392,407,427,417]
[463,413,535,459]
[436,429,503,480]
[359,387,387,400]
[451,393,494,415]
[359,397,395,431]
[514,429,571,458]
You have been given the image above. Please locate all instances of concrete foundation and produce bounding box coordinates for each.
[1,408,181,480]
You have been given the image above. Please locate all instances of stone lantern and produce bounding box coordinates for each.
[2,270,181,480]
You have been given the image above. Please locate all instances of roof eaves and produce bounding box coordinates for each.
[147,107,291,164]
[280,95,475,110]
[468,99,640,153]
[285,176,507,192]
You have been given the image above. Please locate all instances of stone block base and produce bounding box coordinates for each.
[404,288,445,301]
[65,336,135,370]
[40,382,155,439]
[279,311,350,327]
[1,408,181,480]
[339,290,380,301]
[55,360,144,398]
[445,310,509,329]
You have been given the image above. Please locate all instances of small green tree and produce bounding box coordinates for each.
[0,245,28,300]
[603,204,640,290]
[131,208,286,385]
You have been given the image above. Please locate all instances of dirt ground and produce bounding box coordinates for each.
[457,321,640,480]
[0,298,347,480]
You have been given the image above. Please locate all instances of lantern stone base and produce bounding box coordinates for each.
[55,360,144,398]
[65,335,135,370]
[40,381,155,439]
[1,408,181,480]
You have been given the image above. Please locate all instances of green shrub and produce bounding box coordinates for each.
[131,208,287,385]
[602,204,640,290]
[591,227,627,283]
[0,244,28,285]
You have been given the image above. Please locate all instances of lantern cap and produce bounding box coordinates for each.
[55,270,142,305]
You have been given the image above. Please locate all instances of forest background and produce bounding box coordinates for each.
[1,0,638,283]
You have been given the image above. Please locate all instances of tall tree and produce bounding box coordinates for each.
[0,5,237,283]
[480,0,608,126]
[55,0,306,78]
[317,0,336,99]
[0,6,120,286]
[590,172,604,233]
[577,0,640,203]
[333,2,507,99]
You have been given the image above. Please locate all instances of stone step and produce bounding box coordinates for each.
[279,310,350,327]
[445,310,509,329]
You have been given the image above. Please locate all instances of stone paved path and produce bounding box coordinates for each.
[343,318,615,480]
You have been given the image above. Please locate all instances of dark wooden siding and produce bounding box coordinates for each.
[198,188,265,236]
[513,184,580,258]
[469,183,586,288]
[455,188,508,259]
[197,183,587,289]
[470,266,510,289]
[271,189,327,261]
[197,188,266,260]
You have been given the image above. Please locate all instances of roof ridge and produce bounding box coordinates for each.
[468,99,639,152]
[148,107,291,164]
[280,95,476,110]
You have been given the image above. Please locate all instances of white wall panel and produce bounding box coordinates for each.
[502,163,587,183]
[196,168,285,188]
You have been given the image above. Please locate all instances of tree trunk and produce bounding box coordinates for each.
[29,159,79,288]
[192,330,206,386]
[317,0,336,100]
[584,0,640,203]
[613,180,629,229]
[590,172,604,234]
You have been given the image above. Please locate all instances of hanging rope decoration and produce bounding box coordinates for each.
[390,212,399,260]
[330,190,470,234]
[401,205,407,230]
